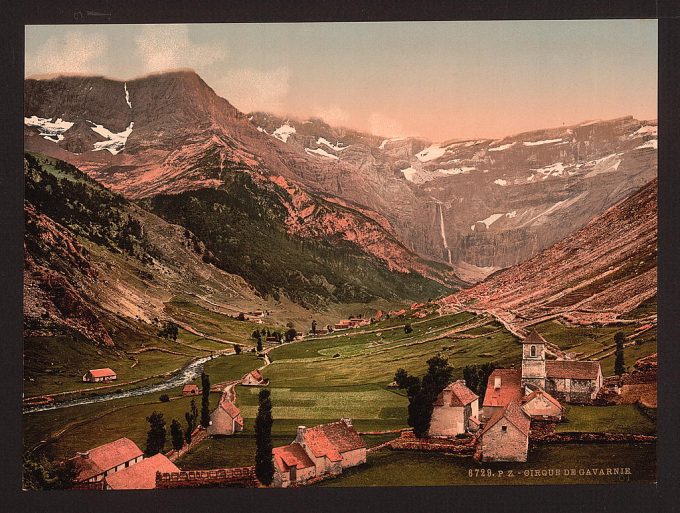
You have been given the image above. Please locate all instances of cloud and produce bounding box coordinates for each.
[26,29,110,76]
[368,112,407,138]
[213,67,291,114]
[312,105,350,127]
[134,25,226,73]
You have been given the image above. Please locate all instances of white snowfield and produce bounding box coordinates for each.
[523,138,563,146]
[531,162,567,179]
[583,153,623,178]
[635,139,657,150]
[400,167,418,181]
[256,126,267,133]
[520,191,589,228]
[305,147,339,160]
[24,116,74,142]
[272,123,296,143]
[633,125,657,136]
[317,137,348,152]
[494,179,508,186]
[90,121,134,155]
[487,142,515,152]
[437,166,475,176]
[124,83,132,109]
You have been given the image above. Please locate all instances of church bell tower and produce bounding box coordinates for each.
[521,330,547,389]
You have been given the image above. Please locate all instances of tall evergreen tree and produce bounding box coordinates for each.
[185,398,198,444]
[145,411,167,456]
[200,372,211,428]
[254,389,275,485]
[614,331,626,376]
[170,419,185,452]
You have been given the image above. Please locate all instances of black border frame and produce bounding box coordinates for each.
[2,1,679,512]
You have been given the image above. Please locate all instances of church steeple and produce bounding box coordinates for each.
[521,330,546,389]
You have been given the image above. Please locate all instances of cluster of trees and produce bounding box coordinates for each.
[23,455,77,490]
[394,355,454,438]
[462,363,497,396]
[158,321,179,341]
[144,373,211,456]
[615,331,626,376]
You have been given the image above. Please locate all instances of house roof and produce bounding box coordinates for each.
[480,401,531,437]
[482,369,523,407]
[522,330,548,345]
[433,380,478,407]
[303,420,365,460]
[105,454,178,490]
[88,368,116,377]
[182,384,198,391]
[217,399,241,419]
[249,369,263,381]
[273,443,315,471]
[522,388,562,410]
[73,438,143,481]
[545,360,601,380]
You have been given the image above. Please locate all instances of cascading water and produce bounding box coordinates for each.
[437,202,452,265]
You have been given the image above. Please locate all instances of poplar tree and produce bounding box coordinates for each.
[255,389,274,485]
[200,372,211,428]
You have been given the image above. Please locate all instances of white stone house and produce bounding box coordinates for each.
[428,380,479,437]
[478,401,531,463]
[71,437,144,483]
[207,398,244,436]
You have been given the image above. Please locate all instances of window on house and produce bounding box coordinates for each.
[530,345,536,357]
[501,425,507,432]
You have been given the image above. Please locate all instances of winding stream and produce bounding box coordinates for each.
[24,352,229,414]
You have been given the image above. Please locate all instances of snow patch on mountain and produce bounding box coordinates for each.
[488,142,515,152]
[379,137,405,150]
[438,166,475,176]
[272,123,296,143]
[494,179,508,186]
[317,137,348,152]
[635,139,657,150]
[401,167,418,181]
[633,125,657,137]
[523,138,563,146]
[305,147,339,160]
[531,162,567,180]
[24,116,74,142]
[583,154,623,178]
[124,83,132,109]
[89,121,134,155]
[520,191,589,227]
[416,144,448,162]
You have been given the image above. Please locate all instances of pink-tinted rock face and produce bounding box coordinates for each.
[442,178,657,326]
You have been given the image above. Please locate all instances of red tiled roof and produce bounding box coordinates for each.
[522,330,548,345]
[105,454,178,490]
[182,384,198,392]
[522,388,562,410]
[88,368,116,378]
[545,360,601,380]
[303,420,365,460]
[273,443,315,471]
[482,369,523,407]
[249,369,263,381]
[219,399,241,419]
[480,401,531,437]
[73,438,143,481]
[433,380,478,407]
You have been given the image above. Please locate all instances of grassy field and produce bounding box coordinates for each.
[317,443,656,486]
[556,405,656,435]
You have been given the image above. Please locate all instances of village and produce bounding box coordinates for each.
[47,309,655,490]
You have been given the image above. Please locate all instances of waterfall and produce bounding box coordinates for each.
[437,203,452,265]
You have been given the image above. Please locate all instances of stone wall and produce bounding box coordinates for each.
[155,466,258,488]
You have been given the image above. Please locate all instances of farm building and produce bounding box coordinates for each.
[428,380,479,437]
[207,398,244,436]
[241,369,268,386]
[272,418,366,487]
[82,368,117,383]
[104,454,178,490]
[71,437,143,483]
[481,368,523,421]
[334,320,352,330]
[521,388,563,421]
[182,384,200,396]
[478,401,531,462]
[520,330,603,403]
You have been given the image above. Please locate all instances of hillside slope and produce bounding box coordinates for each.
[441,179,657,329]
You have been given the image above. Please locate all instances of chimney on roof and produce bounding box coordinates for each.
[76,451,90,459]
[295,426,306,444]
[341,418,353,427]
[494,377,502,390]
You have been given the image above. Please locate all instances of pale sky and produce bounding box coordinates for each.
[25,21,657,141]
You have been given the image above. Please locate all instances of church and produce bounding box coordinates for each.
[521,330,603,403]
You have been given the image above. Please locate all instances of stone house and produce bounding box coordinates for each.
[207,398,244,436]
[104,454,178,490]
[182,384,199,396]
[428,380,479,437]
[481,368,523,421]
[520,330,603,403]
[241,369,268,386]
[272,443,316,488]
[521,388,563,421]
[82,368,117,383]
[271,418,366,487]
[71,437,143,483]
[478,401,531,462]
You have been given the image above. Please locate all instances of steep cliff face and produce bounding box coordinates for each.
[441,179,657,326]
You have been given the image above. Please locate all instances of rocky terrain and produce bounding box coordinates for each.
[441,178,657,329]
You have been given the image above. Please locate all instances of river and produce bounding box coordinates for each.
[23,352,230,414]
